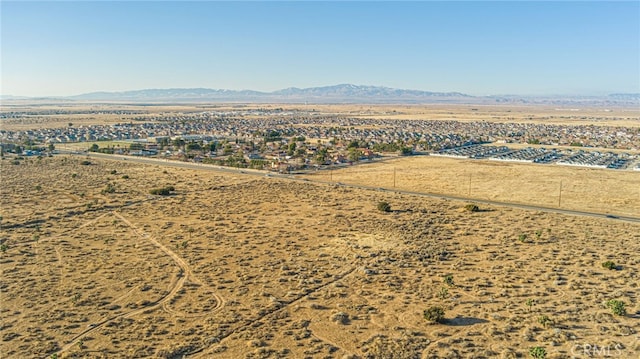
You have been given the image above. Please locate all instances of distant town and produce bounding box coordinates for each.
[2,107,639,171]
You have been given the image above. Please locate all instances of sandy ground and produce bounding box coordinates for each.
[1,155,638,358]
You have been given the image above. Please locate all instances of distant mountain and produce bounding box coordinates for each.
[608,93,640,100]
[5,85,639,106]
[0,95,32,100]
[271,84,469,98]
[65,84,475,103]
[70,88,267,101]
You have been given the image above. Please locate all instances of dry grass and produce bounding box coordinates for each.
[1,155,638,358]
[304,156,640,217]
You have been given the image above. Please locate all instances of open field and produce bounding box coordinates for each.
[303,156,640,218]
[1,155,639,358]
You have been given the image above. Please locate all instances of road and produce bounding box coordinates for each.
[72,151,640,224]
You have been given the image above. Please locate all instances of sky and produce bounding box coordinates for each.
[1,1,639,97]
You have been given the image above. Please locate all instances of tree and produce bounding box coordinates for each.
[172,138,185,150]
[348,148,361,162]
[208,142,218,152]
[157,137,169,149]
[186,142,201,152]
[89,143,99,152]
[314,147,328,164]
[287,142,296,156]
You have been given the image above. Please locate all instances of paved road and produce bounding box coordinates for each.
[73,151,640,224]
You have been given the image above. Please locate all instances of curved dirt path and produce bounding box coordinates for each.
[112,211,226,314]
[188,266,358,358]
[52,211,225,357]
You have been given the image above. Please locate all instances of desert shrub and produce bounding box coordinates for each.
[122,175,129,179]
[423,306,445,323]
[80,160,91,165]
[101,183,116,194]
[0,243,8,253]
[537,315,551,328]
[518,233,528,242]
[377,201,391,212]
[526,298,535,311]
[602,261,617,270]
[464,203,479,212]
[149,186,175,196]
[529,346,546,359]
[71,173,77,178]
[606,300,626,316]
[438,286,449,299]
[331,311,350,325]
[443,274,454,286]
[110,169,117,175]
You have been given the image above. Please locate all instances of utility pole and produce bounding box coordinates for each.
[393,167,396,188]
[558,180,563,207]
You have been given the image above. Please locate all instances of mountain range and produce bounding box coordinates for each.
[3,84,639,106]
[68,84,471,103]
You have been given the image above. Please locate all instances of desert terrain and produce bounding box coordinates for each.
[1,154,639,359]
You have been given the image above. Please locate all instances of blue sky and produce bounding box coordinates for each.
[2,1,639,97]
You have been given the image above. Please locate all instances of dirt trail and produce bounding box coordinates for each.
[52,211,225,357]
[189,266,358,358]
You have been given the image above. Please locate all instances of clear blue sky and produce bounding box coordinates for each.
[2,1,639,97]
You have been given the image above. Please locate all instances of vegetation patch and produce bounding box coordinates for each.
[423,306,446,323]
[529,346,546,359]
[464,203,479,212]
[149,186,175,196]
[605,300,626,316]
[377,201,391,212]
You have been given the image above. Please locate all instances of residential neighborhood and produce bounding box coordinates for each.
[2,108,639,171]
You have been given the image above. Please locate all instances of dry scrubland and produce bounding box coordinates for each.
[0,157,639,359]
[306,156,640,218]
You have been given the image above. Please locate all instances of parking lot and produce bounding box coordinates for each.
[435,145,638,170]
